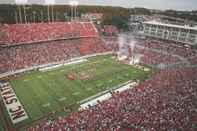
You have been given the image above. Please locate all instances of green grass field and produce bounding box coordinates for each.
[8,55,152,126]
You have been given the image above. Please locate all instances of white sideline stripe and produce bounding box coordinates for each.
[79,81,139,110]
[42,103,50,107]
[40,64,62,72]
[39,59,87,72]
[114,82,138,93]
[79,93,112,110]
[134,65,150,72]
[144,68,150,72]
[0,52,113,79]
[63,59,87,66]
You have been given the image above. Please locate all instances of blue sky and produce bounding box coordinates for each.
[0,0,197,11]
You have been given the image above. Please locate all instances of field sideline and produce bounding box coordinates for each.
[4,55,152,127]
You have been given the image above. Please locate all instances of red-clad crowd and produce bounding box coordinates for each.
[27,68,197,131]
[137,39,197,58]
[131,47,181,65]
[126,39,197,66]
[189,56,197,65]
[102,25,119,36]
[104,37,119,51]
[0,22,197,130]
[0,22,98,45]
[0,38,114,73]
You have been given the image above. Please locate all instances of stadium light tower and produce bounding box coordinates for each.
[23,0,28,24]
[15,0,27,23]
[33,11,36,23]
[15,11,18,24]
[15,0,28,23]
[45,0,55,22]
[69,1,78,21]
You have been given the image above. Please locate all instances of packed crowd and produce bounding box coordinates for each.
[0,22,98,45]
[27,67,197,131]
[137,39,197,60]
[131,46,181,65]
[103,37,119,51]
[0,22,118,74]
[121,38,197,66]
[188,56,197,65]
[0,22,196,130]
[0,37,114,74]
[101,25,119,36]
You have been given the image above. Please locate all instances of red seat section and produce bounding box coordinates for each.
[0,22,99,45]
[0,38,113,74]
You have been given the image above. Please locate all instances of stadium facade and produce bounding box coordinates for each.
[142,20,197,46]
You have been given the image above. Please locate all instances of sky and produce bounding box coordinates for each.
[0,0,197,11]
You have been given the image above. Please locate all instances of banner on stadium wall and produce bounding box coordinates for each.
[0,82,28,124]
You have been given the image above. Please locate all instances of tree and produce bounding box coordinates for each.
[103,15,129,31]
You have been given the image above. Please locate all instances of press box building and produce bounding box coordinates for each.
[142,20,197,46]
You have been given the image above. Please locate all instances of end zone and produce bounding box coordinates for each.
[0,82,28,124]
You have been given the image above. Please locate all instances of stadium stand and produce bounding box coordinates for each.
[102,25,119,36]
[0,22,116,74]
[1,31,197,74]
[122,38,197,66]
[137,39,197,58]
[0,38,113,74]
[189,55,197,65]
[26,68,197,131]
[0,21,197,131]
[0,22,98,46]
[132,47,181,65]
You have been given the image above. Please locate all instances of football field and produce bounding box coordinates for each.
[8,55,152,126]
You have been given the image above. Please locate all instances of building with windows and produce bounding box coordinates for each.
[142,20,197,46]
[81,13,103,24]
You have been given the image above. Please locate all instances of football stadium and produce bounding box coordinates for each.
[0,0,197,131]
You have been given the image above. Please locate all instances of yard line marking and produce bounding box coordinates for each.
[97,83,103,87]
[60,70,65,72]
[87,88,92,91]
[109,80,113,83]
[23,79,29,82]
[73,92,80,96]
[37,76,42,78]
[59,97,66,101]
[42,103,50,107]
[50,72,56,75]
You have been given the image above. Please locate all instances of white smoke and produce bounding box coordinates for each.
[117,33,142,65]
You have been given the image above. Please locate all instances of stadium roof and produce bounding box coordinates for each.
[143,20,197,31]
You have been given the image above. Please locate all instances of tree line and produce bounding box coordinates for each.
[0,4,153,30]
[0,4,196,30]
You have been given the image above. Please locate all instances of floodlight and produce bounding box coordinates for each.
[45,0,55,5]
[69,1,78,21]
[15,0,28,23]
[45,0,55,22]
[15,0,27,5]
[69,1,79,6]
